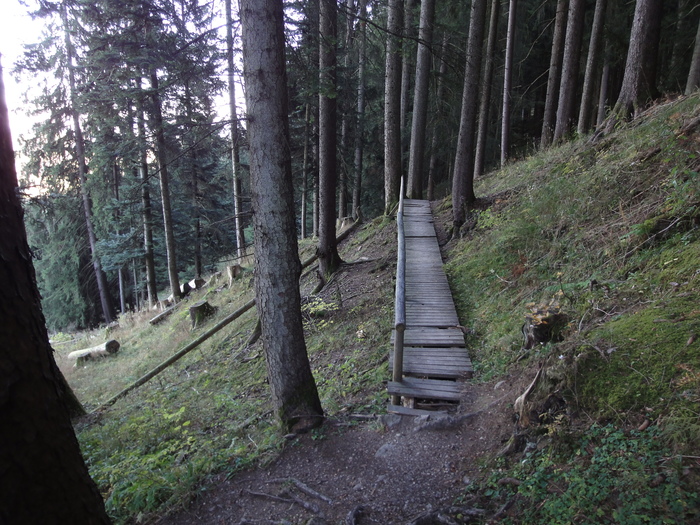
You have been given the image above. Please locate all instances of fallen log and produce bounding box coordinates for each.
[68,340,120,366]
[93,298,256,413]
[149,304,176,325]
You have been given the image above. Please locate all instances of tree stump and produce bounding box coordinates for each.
[68,340,120,367]
[522,308,568,349]
[189,301,217,329]
[227,264,243,287]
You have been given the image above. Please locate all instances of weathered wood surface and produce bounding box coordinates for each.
[149,305,176,325]
[388,199,472,408]
[189,300,217,329]
[68,340,120,366]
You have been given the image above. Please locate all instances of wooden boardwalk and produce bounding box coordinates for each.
[388,200,472,411]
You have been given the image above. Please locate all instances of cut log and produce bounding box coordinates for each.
[68,340,120,366]
[188,277,206,290]
[189,300,217,329]
[149,304,176,325]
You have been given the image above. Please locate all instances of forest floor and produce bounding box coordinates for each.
[159,205,528,525]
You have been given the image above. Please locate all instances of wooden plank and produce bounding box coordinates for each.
[387,378,463,401]
[392,329,466,347]
[386,403,448,416]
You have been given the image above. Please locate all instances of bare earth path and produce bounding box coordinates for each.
[161,206,527,524]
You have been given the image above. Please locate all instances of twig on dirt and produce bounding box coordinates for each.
[490,498,516,521]
[268,477,333,505]
[346,505,365,525]
[280,490,321,514]
[244,489,294,505]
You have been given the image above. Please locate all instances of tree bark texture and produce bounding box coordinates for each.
[540,0,568,148]
[407,0,435,199]
[427,33,450,200]
[501,0,518,166]
[149,70,182,302]
[612,0,663,119]
[686,17,700,95]
[226,0,247,258]
[577,0,607,134]
[240,0,324,431]
[474,0,500,177]
[400,0,416,145]
[352,0,368,221]
[553,0,586,142]
[62,4,114,324]
[318,0,342,278]
[0,55,110,525]
[451,0,487,234]
[301,103,310,238]
[137,85,159,309]
[384,0,403,214]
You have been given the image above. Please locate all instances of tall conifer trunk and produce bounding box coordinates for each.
[406,0,435,199]
[240,0,324,432]
[318,0,342,278]
[61,3,114,324]
[149,70,182,302]
[384,0,403,214]
[0,55,110,524]
[540,0,568,148]
[578,0,607,135]
[226,0,246,258]
[501,0,518,166]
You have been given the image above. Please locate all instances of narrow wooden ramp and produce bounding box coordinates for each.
[388,199,472,414]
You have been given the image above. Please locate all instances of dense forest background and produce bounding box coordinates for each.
[11,0,700,331]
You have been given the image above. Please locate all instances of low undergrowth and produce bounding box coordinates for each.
[59,218,395,523]
[445,93,700,521]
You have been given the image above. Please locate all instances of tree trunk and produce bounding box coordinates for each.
[338,0,357,221]
[406,0,436,199]
[318,0,342,278]
[553,0,586,142]
[301,103,310,238]
[610,0,663,120]
[578,0,607,135]
[501,0,518,166]
[686,17,700,95]
[149,70,182,302]
[400,0,416,145]
[240,0,324,431]
[384,0,403,214]
[597,56,611,126]
[540,0,568,148]
[61,4,114,324]
[137,84,158,309]
[474,0,501,177]
[352,0,368,221]
[427,33,449,200]
[226,0,246,258]
[451,0,488,236]
[0,55,110,524]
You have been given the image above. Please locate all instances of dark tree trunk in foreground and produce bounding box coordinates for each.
[577,0,607,135]
[384,0,402,214]
[0,57,110,525]
[451,0,487,236]
[240,0,324,432]
[62,4,114,323]
[540,0,568,148]
[406,0,435,199]
[318,0,342,278]
[610,0,663,120]
[501,0,517,166]
[150,70,182,302]
[474,0,500,177]
[553,0,586,142]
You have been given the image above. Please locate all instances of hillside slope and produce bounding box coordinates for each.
[58,93,700,524]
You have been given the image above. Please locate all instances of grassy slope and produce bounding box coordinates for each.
[445,93,700,522]
[57,94,700,523]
